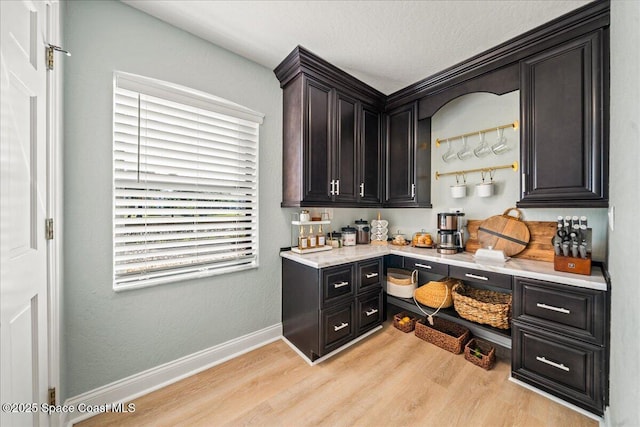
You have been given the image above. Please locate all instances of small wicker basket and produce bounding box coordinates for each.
[414,277,461,309]
[414,317,470,354]
[464,338,496,370]
[393,311,418,333]
[452,284,512,330]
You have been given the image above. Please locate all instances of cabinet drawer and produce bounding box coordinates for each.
[449,265,511,290]
[321,302,355,353]
[357,289,383,333]
[513,277,605,345]
[404,257,448,276]
[322,264,355,306]
[512,323,603,414]
[358,258,383,292]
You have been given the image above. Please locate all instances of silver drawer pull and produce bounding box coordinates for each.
[415,263,432,270]
[333,281,349,289]
[465,273,488,281]
[365,272,379,279]
[536,356,570,372]
[365,308,379,316]
[334,322,349,332]
[536,303,571,314]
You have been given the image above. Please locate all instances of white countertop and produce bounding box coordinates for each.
[280,244,607,291]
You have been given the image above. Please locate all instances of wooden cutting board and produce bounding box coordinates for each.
[466,219,556,262]
[477,208,531,256]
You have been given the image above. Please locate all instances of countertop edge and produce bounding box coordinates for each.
[280,246,607,291]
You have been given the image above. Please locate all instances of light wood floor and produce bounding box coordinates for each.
[76,322,597,427]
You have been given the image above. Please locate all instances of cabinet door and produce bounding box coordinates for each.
[322,264,355,307]
[303,77,333,203]
[359,105,381,204]
[519,30,607,207]
[333,91,358,203]
[512,323,604,415]
[321,302,356,355]
[384,102,417,206]
[357,258,383,293]
[357,289,384,334]
[513,277,605,345]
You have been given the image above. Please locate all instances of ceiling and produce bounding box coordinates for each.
[122,0,593,95]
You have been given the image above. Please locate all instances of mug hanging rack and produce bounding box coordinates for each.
[435,120,519,147]
[435,161,519,180]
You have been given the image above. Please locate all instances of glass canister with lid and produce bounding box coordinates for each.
[341,226,357,246]
[354,219,370,244]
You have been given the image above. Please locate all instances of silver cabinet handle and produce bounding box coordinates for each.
[465,273,488,281]
[360,182,365,197]
[330,180,335,196]
[536,356,570,372]
[333,281,349,289]
[335,179,340,195]
[365,272,379,279]
[334,322,348,331]
[411,183,415,198]
[536,303,570,314]
[415,263,432,270]
[365,308,379,316]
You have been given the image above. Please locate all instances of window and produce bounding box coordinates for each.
[113,72,263,291]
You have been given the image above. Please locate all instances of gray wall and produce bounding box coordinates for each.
[608,1,640,425]
[62,0,290,398]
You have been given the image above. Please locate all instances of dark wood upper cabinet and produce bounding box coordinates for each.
[334,91,359,204]
[359,105,382,204]
[303,77,333,204]
[275,47,385,207]
[518,30,608,207]
[384,103,415,205]
[383,102,431,207]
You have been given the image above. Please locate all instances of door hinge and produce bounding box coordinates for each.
[46,44,71,70]
[48,387,56,406]
[45,218,54,240]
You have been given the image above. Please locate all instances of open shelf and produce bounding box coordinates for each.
[386,294,511,349]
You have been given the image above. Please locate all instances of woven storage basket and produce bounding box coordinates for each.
[393,311,419,333]
[387,268,418,298]
[452,284,512,330]
[414,277,461,309]
[464,338,496,370]
[414,317,470,354]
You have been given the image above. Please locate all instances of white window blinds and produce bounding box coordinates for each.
[113,72,263,291]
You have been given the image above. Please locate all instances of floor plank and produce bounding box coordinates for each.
[75,322,597,427]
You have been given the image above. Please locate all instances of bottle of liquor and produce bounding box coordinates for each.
[298,225,308,250]
[308,225,317,248]
[317,224,326,247]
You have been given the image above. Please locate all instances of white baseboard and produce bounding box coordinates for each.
[282,325,383,366]
[61,323,282,426]
[508,376,603,424]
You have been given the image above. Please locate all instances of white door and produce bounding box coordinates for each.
[1,0,51,426]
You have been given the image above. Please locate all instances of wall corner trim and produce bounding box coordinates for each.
[60,323,283,426]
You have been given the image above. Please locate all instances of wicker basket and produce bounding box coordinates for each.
[464,338,496,370]
[393,311,419,333]
[414,277,461,309]
[452,284,512,330]
[414,317,470,354]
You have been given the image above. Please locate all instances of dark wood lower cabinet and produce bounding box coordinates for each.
[512,276,608,415]
[283,253,609,415]
[282,257,383,362]
[512,322,604,415]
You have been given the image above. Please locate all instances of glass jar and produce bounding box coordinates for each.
[341,226,357,246]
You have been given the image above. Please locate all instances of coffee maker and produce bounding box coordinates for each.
[437,212,465,254]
